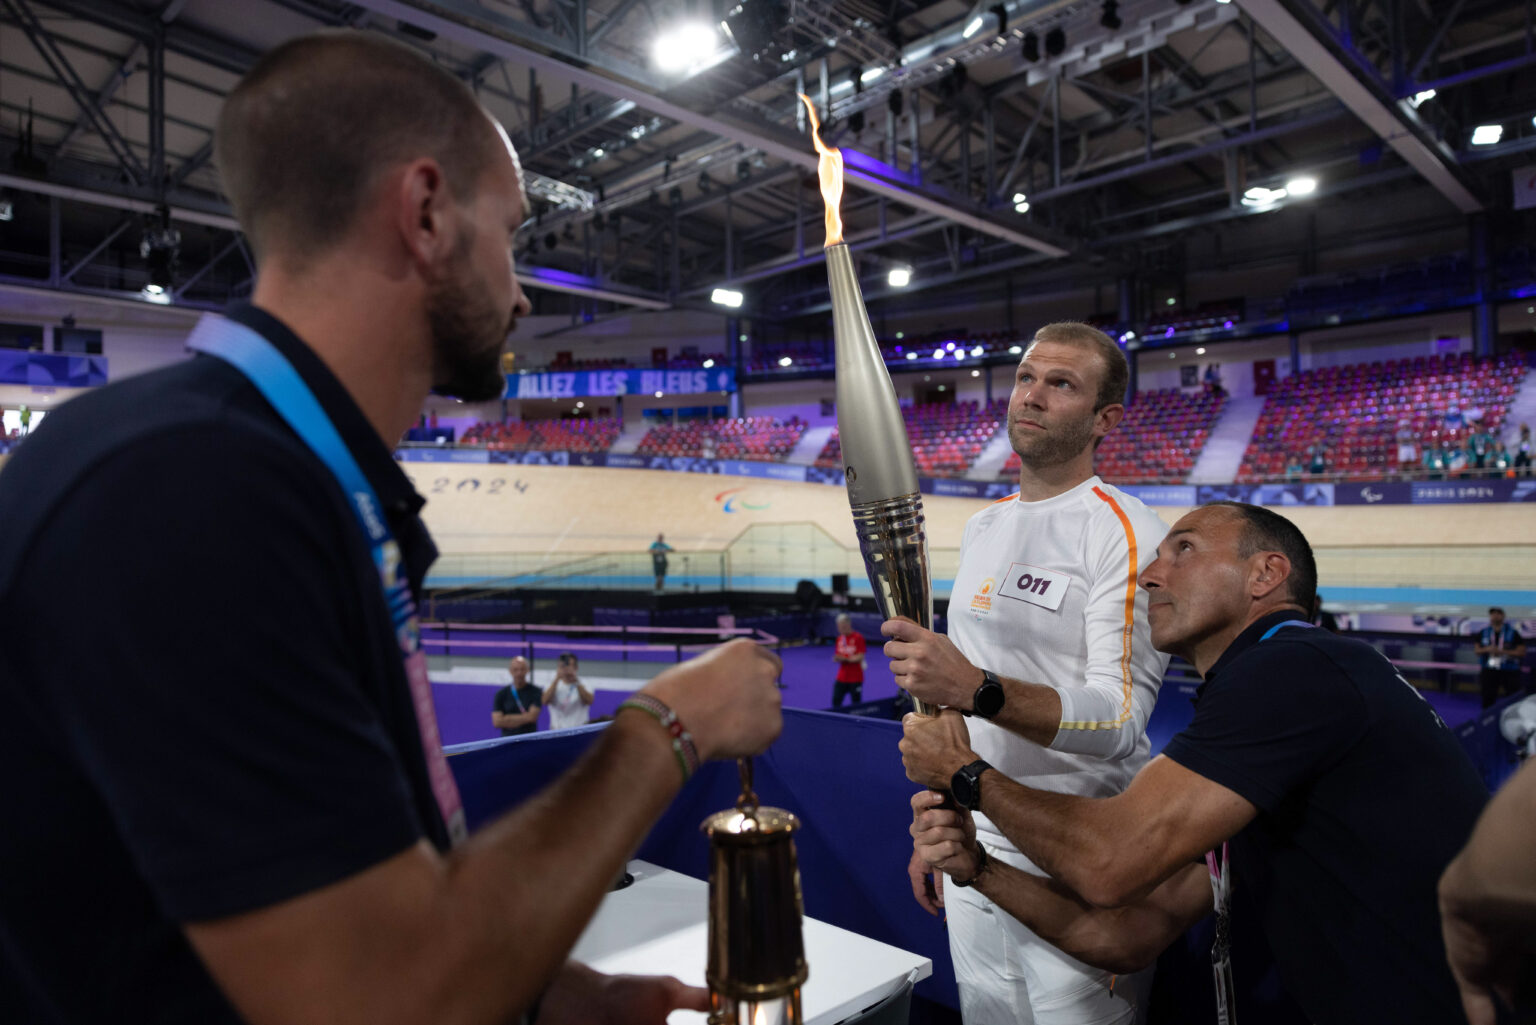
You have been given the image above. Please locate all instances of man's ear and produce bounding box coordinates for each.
[1094,402,1125,439]
[1249,552,1292,601]
[393,157,452,272]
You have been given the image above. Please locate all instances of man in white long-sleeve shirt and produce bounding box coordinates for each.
[882,321,1169,1023]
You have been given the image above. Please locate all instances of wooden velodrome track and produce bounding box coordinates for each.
[403,462,1536,606]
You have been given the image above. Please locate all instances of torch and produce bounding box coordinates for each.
[798,95,940,717]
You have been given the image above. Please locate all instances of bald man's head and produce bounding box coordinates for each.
[216,30,504,265]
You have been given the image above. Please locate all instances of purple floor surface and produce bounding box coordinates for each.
[432,640,1489,749]
[432,641,896,747]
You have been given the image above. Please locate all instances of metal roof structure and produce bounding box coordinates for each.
[0,0,1532,335]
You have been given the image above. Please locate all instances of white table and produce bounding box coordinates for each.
[572,860,933,1025]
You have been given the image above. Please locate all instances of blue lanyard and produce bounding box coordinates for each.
[1206,613,1317,1025]
[1259,618,1315,643]
[185,316,419,653]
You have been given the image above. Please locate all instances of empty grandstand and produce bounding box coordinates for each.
[635,416,808,461]
[1238,352,1529,482]
[818,400,1007,478]
[460,417,623,452]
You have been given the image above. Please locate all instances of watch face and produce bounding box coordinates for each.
[975,679,1004,719]
[950,771,975,810]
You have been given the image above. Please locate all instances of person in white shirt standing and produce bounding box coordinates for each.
[882,321,1170,1024]
[543,652,594,731]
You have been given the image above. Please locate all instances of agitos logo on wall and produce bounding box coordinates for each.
[714,488,773,513]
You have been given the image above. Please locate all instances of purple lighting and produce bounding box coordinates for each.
[1223,319,1234,329]
[1165,327,1176,338]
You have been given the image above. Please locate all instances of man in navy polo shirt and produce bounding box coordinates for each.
[493,656,543,736]
[899,501,1487,1025]
[0,29,783,1025]
[1474,607,1527,708]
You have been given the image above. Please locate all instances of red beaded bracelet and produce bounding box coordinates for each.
[617,694,701,781]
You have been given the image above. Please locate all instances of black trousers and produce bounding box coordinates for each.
[1479,667,1525,708]
[832,681,863,708]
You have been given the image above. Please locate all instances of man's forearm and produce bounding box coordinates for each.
[188,712,688,1025]
[1441,758,1536,923]
[978,773,1163,907]
[419,712,688,1024]
[972,857,1211,974]
[990,676,1062,746]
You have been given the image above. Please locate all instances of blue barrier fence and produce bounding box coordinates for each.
[446,691,1525,1014]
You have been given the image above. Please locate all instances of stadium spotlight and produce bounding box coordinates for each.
[888,265,913,288]
[140,208,180,298]
[1286,176,1318,196]
[960,2,1005,38]
[906,352,918,360]
[1242,185,1287,206]
[778,356,793,367]
[1012,191,1031,213]
[1470,124,1503,145]
[703,358,716,368]
[654,390,664,398]
[1100,0,1122,30]
[711,287,745,307]
[653,21,722,74]
[1044,27,1065,56]
[1409,88,1436,108]
[1008,344,1023,354]
[1022,31,1040,62]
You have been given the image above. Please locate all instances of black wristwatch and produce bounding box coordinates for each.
[949,842,990,888]
[950,758,993,811]
[971,669,1005,721]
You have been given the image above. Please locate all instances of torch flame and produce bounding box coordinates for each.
[797,93,844,247]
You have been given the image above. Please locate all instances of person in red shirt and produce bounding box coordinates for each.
[832,613,868,707]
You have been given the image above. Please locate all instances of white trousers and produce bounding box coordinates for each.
[945,847,1152,1025]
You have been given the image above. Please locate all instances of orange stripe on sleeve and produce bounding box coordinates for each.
[1057,487,1138,731]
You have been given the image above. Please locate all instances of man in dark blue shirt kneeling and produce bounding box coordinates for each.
[900,501,1487,1025]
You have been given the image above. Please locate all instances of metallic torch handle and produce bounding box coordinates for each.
[852,493,939,717]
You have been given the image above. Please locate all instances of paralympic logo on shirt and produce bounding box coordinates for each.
[970,577,996,617]
[714,487,772,513]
